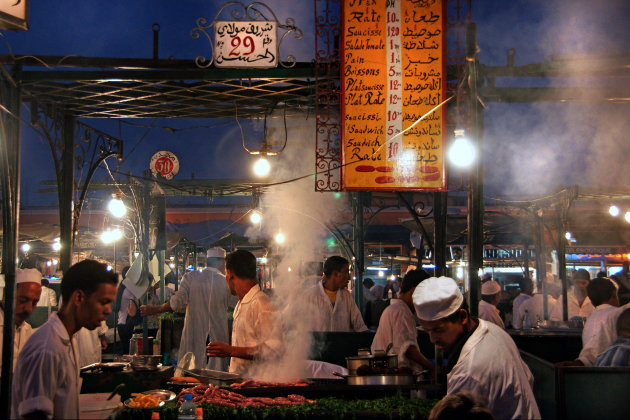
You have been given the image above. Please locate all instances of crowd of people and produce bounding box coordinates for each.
[4,251,630,419]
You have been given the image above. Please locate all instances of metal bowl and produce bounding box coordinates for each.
[130,355,162,371]
[141,389,176,402]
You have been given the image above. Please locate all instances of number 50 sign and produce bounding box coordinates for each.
[214,21,278,68]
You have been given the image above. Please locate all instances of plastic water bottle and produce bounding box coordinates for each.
[523,309,532,330]
[178,394,196,420]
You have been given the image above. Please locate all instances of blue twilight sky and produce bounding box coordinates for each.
[3,0,630,207]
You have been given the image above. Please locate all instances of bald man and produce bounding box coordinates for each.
[0,268,42,372]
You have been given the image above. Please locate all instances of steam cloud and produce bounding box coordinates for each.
[244,110,348,380]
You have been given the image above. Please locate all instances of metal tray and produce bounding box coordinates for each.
[123,398,165,409]
[181,368,242,385]
[141,389,176,402]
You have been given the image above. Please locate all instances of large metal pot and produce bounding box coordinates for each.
[345,353,398,375]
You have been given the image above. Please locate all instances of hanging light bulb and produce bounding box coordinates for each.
[253,156,270,177]
[448,129,476,167]
[250,211,262,224]
[21,243,31,253]
[609,205,620,217]
[275,232,285,244]
[108,195,126,218]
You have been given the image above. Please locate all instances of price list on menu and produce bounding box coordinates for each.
[342,0,445,191]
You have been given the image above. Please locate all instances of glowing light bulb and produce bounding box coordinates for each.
[565,232,572,240]
[288,267,292,272]
[275,233,285,244]
[169,263,175,269]
[609,205,620,217]
[378,270,385,277]
[253,157,270,177]
[625,211,630,223]
[260,257,268,264]
[108,197,126,218]
[52,259,58,265]
[21,243,30,253]
[250,211,262,224]
[52,242,61,251]
[448,130,475,167]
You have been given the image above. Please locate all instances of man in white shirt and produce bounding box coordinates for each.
[511,277,533,328]
[36,278,57,308]
[0,268,42,373]
[12,259,117,419]
[413,276,540,420]
[75,320,108,367]
[142,247,237,371]
[550,269,594,321]
[478,280,505,328]
[371,269,433,373]
[558,277,630,366]
[206,250,284,376]
[302,256,367,332]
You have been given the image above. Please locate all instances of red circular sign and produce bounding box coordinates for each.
[150,151,179,180]
[154,156,174,176]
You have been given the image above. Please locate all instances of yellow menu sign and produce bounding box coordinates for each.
[342,0,445,191]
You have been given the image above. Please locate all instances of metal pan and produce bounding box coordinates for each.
[179,368,242,386]
[344,374,416,386]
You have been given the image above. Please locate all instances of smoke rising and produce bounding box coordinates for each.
[244,110,348,380]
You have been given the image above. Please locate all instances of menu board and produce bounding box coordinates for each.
[342,0,445,191]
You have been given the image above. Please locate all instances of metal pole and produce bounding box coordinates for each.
[466,22,483,317]
[0,70,22,420]
[352,192,365,308]
[59,113,75,274]
[433,191,447,277]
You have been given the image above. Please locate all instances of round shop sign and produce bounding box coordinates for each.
[150,151,179,180]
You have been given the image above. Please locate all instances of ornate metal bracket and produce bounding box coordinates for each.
[191,1,303,69]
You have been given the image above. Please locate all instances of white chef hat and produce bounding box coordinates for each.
[16,268,42,285]
[412,276,463,321]
[481,280,501,295]
[206,247,226,258]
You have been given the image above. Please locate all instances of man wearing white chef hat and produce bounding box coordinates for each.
[0,268,42,373]
[413,276,540,420]
[141,246,237,371]
[478,280,505,328]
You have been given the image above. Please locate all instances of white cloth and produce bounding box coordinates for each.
[0,308,34,372]
[516,293,556,328]
[371,299,423,372]
[550,289,594,321]
[75,320,108,367]
[37,286,57,307]
[117,288,135,325]
[304,281,367,332]
[229,285,284,376]
[12,313,81,419]
[478,300,505,329]
[511,294,531,328]
[370,284,385,300]
[170,267,237,371]
[447,319,540,420]
[578,302,630,366]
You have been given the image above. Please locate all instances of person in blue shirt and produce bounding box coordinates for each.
[596,307,630,367]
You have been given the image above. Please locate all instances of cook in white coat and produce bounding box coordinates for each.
[12,260,117,419]
[371,269,433,373]
[550,269,594,321]
[511,277,533,328]
[36,278,58,307]
[0,268,42,373]
[413,276,540,420]
[141,247,237,371]
[75,320,108,367]
[478,280,505,329]
[207,250,284,376]
[303,256,367,332]
[558,277,630,366]
[516,291,557,329]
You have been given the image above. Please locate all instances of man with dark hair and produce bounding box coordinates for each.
[12,260,117,419]
[413,276,539,419]
[550,268,594,320]
[36,277,57,308]
[559,277,628,366]
[207,249,283,375]
[142,247,236,371]
[303,255,367,332]
[511,277,533,328]
[371,269,433,373]
[596,307,630,366]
